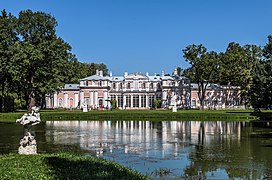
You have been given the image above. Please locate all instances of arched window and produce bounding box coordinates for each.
[119,83,122,90]
[69,98,74,107]
[157,83,161,89]
[58,98,63,107]
[142,83,146,89]
[150,83,154,89]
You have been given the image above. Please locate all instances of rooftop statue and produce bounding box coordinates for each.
[16,106,41,154]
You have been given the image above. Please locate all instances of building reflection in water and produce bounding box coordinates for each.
[45,121,243,158]
[45,120,272,178]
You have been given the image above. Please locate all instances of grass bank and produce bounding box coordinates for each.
[0,109,263,122]
[0,152,147,180]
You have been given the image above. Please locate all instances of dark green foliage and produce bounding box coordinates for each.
[0,153,147,180]
[84,62,108,76]
[153,100,161,109]
[110,99,117,109]
[183,44,219,109]
[0,9,108,111]
[249,60,272,111]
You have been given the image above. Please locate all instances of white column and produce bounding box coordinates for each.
[90,91,94,106]
[123,95,126,108]
[64,92,68,108]
[103,91,108,106]
[131,95,133,108]
[163,90,167,100]
[53,93,58,108]
[80,91,84,108]
[94,91,98,107]
[74,93,79,108]
[146,94,149,108]
[115,95,118,108]
[139,95,142,108]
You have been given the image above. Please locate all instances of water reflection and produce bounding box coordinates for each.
[44,121,272,179]
[1,121,272,179]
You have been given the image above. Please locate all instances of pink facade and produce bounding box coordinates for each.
[46,69,241,109]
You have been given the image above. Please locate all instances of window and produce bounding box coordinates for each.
[69,98,74,107]
[118,95,123,108]
[141,96,146,107]
[110,95,115,100]
[142,83,146,89]
[99,81,102,86]
[58,98,63,107]
[157,83,161,89]
[150,83,154,89]
[86,81,88,86]
[149,95,154,107]
[99,99,103,106]
[119,83,122,90]
[133,95,139,107]
[113,83,116,89]
[192,98,196,107]
[127,95,131,107]
[127,83,131,89]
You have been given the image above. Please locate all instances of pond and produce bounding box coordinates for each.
[1,120,272,179]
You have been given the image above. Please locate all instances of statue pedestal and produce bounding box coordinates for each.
[16,106,41,155]
[18,133,37,154]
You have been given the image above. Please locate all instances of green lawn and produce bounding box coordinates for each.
[0,152,147,180]
[1,109,269,122]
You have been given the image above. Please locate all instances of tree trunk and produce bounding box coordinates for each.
[41,94,46,109]
[0,80,4,112]
[27,76,36,112]
[28,90,36,112]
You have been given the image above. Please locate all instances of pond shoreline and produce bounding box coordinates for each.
[0,109,264,122]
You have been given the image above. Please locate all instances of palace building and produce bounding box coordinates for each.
[45,69,241,110]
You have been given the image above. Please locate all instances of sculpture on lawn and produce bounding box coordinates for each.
[16,106,41,154]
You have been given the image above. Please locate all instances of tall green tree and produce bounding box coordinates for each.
[15,10,72,111]
[183,44,218,109]
[249,60,272,111]
[0,10,18,111]
[217,42,262,106]
[249,35,272,111]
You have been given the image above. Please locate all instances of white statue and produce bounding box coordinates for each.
[16,106,41,127]
[16,106,41,154]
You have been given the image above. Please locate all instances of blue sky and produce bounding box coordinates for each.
[1,0,272,75]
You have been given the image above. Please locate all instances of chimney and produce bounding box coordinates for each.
[96,69,99,76]
[99,70,103,77]
[161,71,165,78]
[146,72,149,76]
[109,71,112,77]
[124,71,128,77]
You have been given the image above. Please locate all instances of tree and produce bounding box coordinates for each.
[217,42,262,106]
[0,10,18,111]
[249,35,272,111]
[84,62,108,76]
[15,10,72,111]
[249,60,272,111]
[183,44,218,110]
